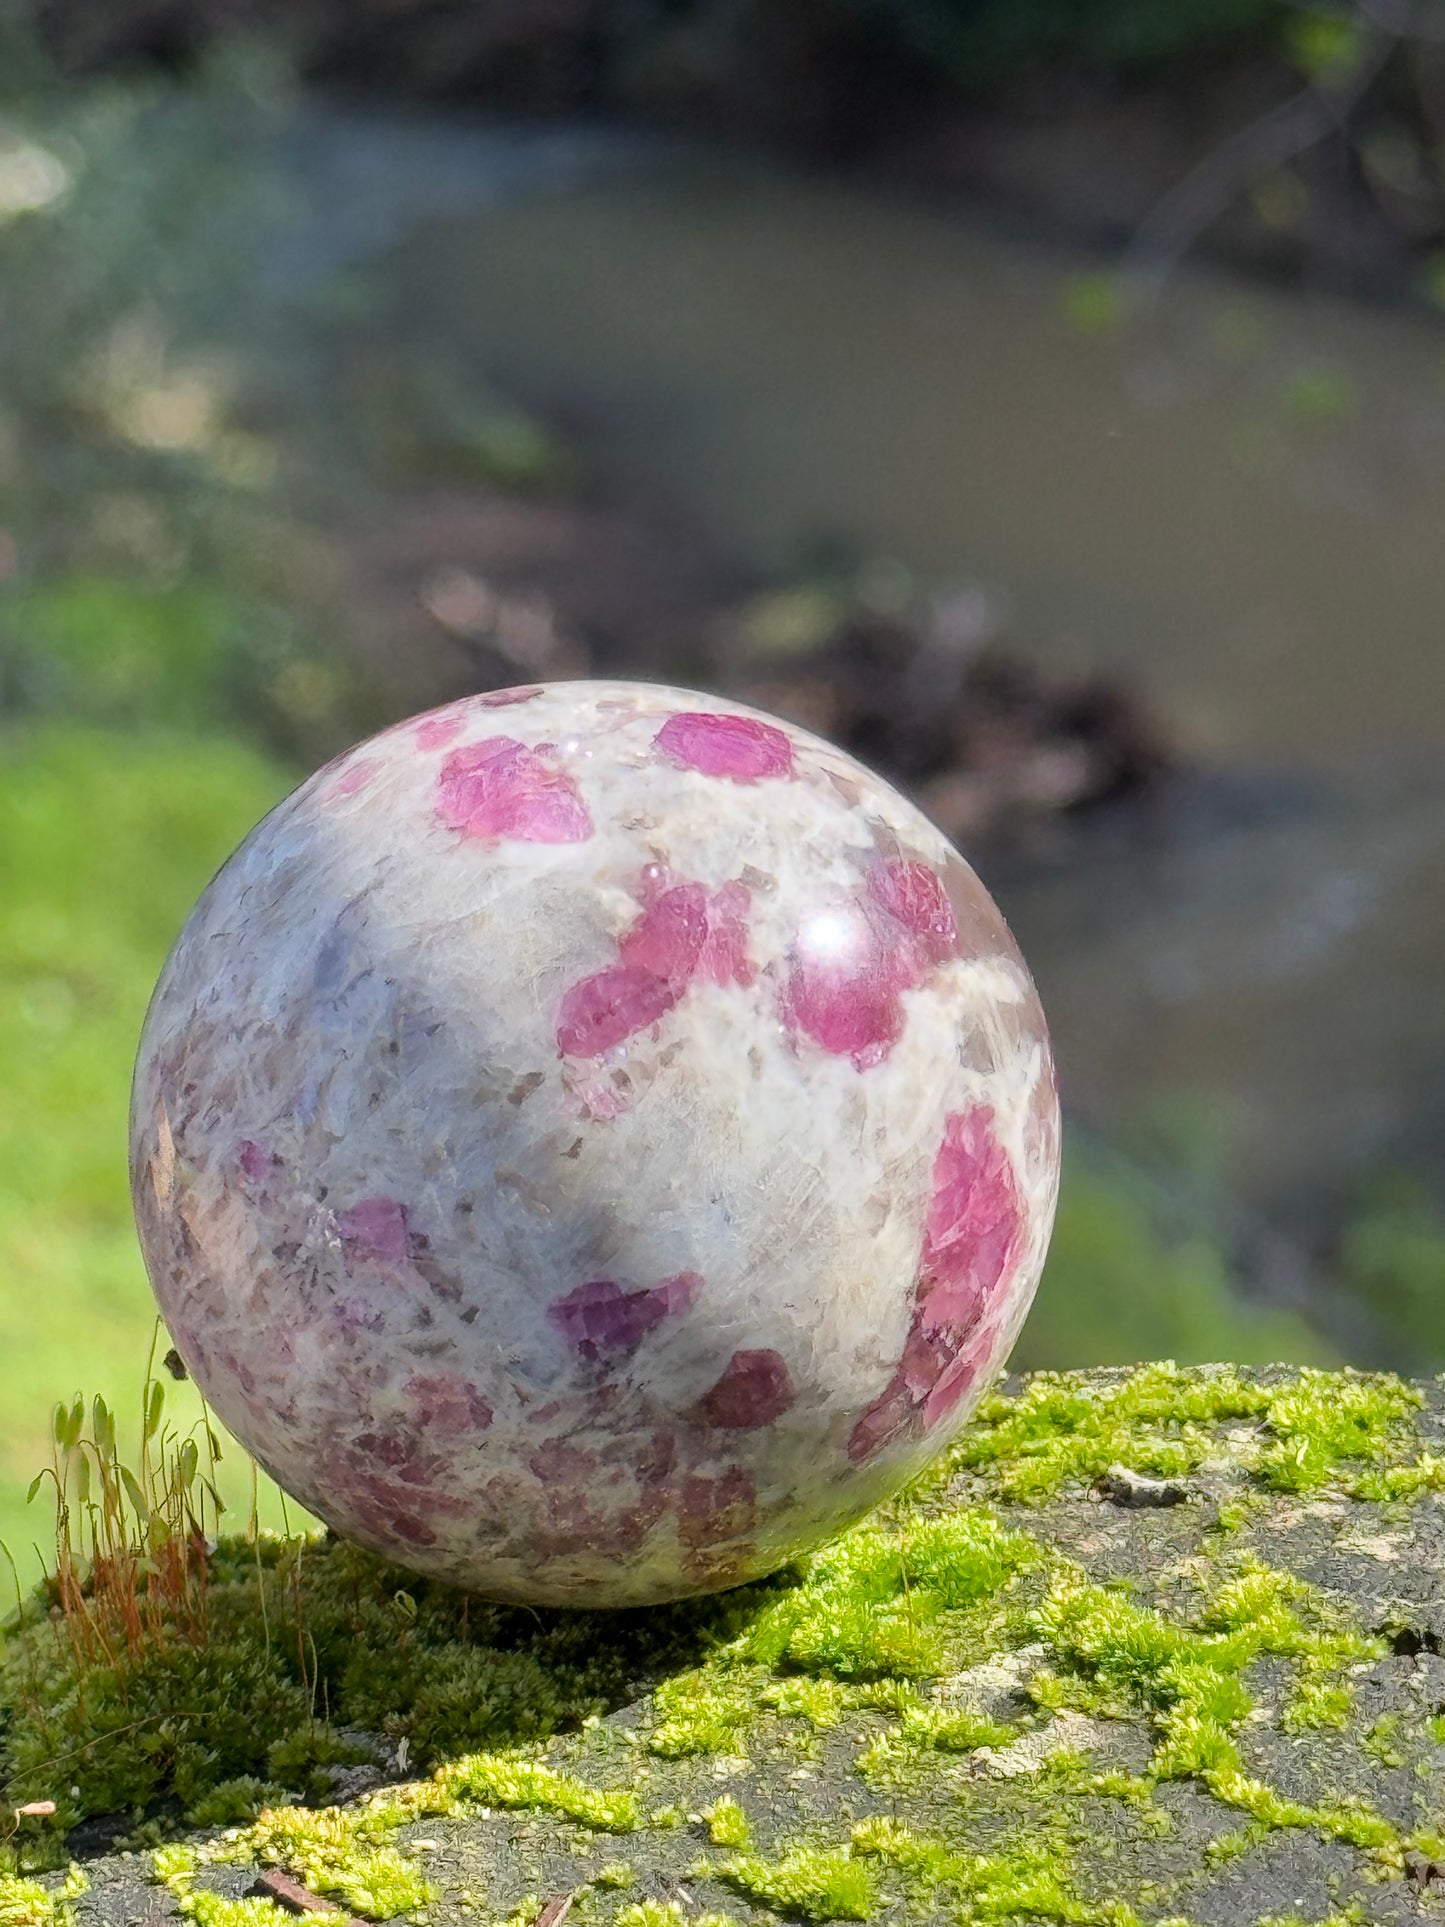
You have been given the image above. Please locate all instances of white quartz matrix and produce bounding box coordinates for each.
[131,681,1060,1606]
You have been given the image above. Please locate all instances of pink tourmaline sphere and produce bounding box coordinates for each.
[130,682,1060,1606]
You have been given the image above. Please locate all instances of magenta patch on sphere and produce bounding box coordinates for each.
[557,876,753,1058]
[350,1474,445,1546]
[131,679,1058,1608]
[405,1372,494,1434]
[336,1196,421,1265]
[783,857,963,1070]
[680,1465,757,1545]
[353,1426,445,1485]
[326,757,382,803]
[918,1107,1023,1336]
[655,710,796,781]
[848,1105,1025,1462]
[237,1138,272,1184]
[528,1439,597,1485]
[782,904,905,1069]
[869,859,959,965]
[619,882,708,979]
[696,1349,796,1429]
[548,1272,702,1360]
[557,966,678,1059]
[697,880,753,986]
[415,710,464,752]
[436,736,593,844]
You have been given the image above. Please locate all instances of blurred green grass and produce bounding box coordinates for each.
[0,723,294,1571]
[1016,1152,1333,1373]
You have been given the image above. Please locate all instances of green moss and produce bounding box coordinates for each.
[437,1756,638,1833]
[176,1896,296,1927]
[614,1904,685,1927]
[649,1670,761,1760]
[1255,1370,1421,1493]
[2,1605,318,1830]
[718,1844,879,1921]
[758,1678,850,1728]
[240,1805,437,1918]
[949,1362,1272,1502]
[156,1847,332,1927]
[183,1779,293,1829]
[948,1362,1429,1508]
[1197,1770,1401,1860]
[853,1684,1022,1790]
[616,1906,740,1927]
[1210,1493,1270,1534]
[1349,1452,1445,1502]
[0,1865,86,1927]
[850,1817,1143,1926]
[763,1527,948,1680]
[1362,1713,1406,1768]
[1,1523,727,1829]
[1201,1821,1270,1866]
[154,1803,435,1923]
[896,1701,1016,1751]
[646,1508,1031,1761]
[703,1797,752,1849]
[1032,1555,1382,1797]
[1086,1771,1174,1836]
[1018,1549,1445,1882]
[1200,1561,1380,1731]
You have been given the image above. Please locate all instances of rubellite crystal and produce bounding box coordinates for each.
[130,681,1060,1606]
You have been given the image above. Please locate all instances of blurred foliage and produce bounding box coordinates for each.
[0,33,288,578]
[0,30,347,1556]
[0,578,355,757]
[348,347,576,497]
[1279,361,1356,427]
[5,0,1287,102]
[843,0,1283,87]
[0,583,237,729]
[1284,11,1368,84]
[0,28,378,766]
[1060,270,1126,338]
[1016,1145,1334,1372]
[1336,1176,1445,1359]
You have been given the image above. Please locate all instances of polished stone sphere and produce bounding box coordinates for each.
[131,681,1060,1605]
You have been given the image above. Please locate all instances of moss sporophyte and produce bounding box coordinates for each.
[7,1363,1445,1926]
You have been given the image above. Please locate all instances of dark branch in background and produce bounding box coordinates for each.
[1119,7,1400,310]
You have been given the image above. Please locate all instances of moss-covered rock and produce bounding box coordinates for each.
[11,1363,1445,1927]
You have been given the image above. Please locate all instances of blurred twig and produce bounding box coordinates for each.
[1120,12,1397,310]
